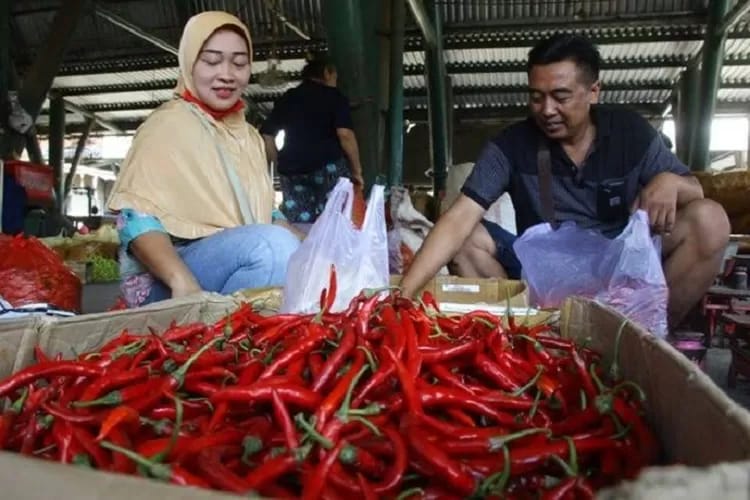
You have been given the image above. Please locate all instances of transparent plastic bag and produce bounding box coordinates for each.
[281,178,388,314]
[513,210,668,337]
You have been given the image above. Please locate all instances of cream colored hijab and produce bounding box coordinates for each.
[108,11,274,239]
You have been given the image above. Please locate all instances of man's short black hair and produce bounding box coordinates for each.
[527,34,602,84]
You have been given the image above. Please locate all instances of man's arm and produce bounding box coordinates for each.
[131,232,201,297]
[635,133,704,233]
[401,195,487,298]
[336,128,364,186]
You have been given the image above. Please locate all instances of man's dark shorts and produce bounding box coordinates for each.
[479,219,523,279]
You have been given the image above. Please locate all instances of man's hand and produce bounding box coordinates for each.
[632,172,680,234]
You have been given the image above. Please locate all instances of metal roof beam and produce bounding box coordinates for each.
[62,99,123,133]
[94,5,178,56]
[406,0,437,48]
[718,0,750,36]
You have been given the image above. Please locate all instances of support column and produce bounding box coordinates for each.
[63,118,95,210]
[388,0,405,187]
[7,0,85,158]
[424,0,449,210]
[690,0,731,171]
[322,0,380,190]
[48,93,65,211]
[0,0,9,157]
[675,65,700,164]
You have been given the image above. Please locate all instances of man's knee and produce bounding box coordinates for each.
[455,224,496,262]
[678,198,730,256]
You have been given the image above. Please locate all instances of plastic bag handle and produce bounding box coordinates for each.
[361,184,385,231]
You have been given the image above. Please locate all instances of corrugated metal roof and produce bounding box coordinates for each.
[15,0,750,132]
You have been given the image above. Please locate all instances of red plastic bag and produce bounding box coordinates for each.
[0,235,82,312]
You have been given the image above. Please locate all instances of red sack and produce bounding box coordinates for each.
[0,235,82,312]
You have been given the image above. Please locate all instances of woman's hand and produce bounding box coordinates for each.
[169,273,203,298]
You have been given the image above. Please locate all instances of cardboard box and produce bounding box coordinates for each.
[388,275,552,324]
[1,294,750,499]
[389,275,528,306]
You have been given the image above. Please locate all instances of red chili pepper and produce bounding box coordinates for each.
[72,425,111,469]
[356,292,382,338]
[338,442,386,477]
[162,322,207,342]
[211,382,322,412]
[474,353,525,393]
[170,428,249,463]
[271,389,299,452]
[445,407,476,428]
[356,473,377,500]
[542,477,576,500]
[73,378,163,408]
[101,440,211,487]
[252,316,309,346]
[52,419,76,463]
[20,414,52,455]
[34,346,51,364]
[315,351,366,432]
[365,426,408,495]
[107,427,137,474]
[611,397,659,465]
[419,339,480,364]
[312,324,356,393]
[308,352,325,380]
[41,402,102,425]
[237,359,264,385]
[324,264,338,313]
[96,406,139,441]
[302,440,345,500]
[405,424,476,496]
[0,361,103,399]
[402,313,423,377]
[195,445,250,493]
[383,346,422,416]
[417,385,520,427]
[245,453,302,491]
[259,322,329,380]
[0,389,28,449]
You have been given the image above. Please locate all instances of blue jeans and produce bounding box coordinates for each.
[480,219,523,280]
[145,224,300,304]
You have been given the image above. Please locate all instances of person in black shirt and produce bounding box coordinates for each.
[401,34,730,330]
[261,56,364,231]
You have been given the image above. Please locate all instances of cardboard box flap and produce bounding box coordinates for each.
[0,451,240,500]
[0,316,45,380]
[561,297,750,466]
[0,293,239,380]
[599,460,750,499]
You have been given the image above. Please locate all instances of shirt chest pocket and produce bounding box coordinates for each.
[597,177,628,222]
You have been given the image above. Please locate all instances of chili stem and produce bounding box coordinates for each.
[295,413,333,449]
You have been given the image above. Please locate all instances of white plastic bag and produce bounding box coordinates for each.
[281,178,388,314]
[513,210,668,337]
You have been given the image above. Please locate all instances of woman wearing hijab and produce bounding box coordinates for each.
[107,11,300,307]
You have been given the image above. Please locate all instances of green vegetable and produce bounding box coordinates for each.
[89,255,120,283]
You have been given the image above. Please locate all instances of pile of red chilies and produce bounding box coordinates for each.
[0,270,659,499]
